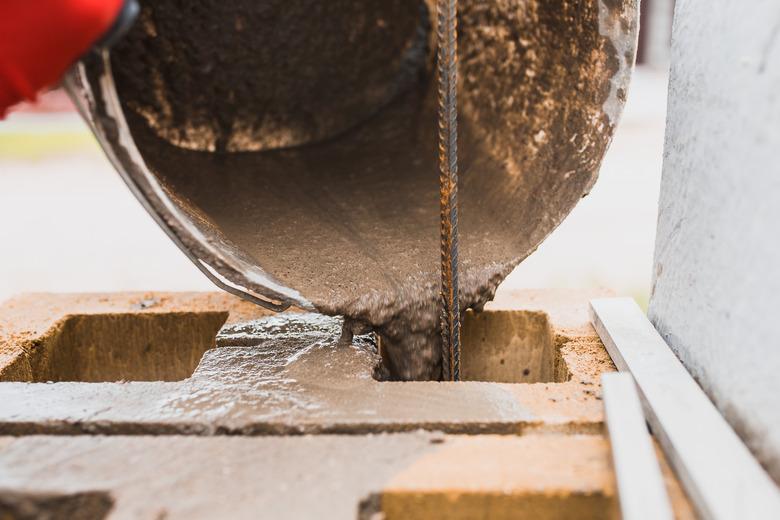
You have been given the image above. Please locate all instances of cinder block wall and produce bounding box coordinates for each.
[649,0,780,483]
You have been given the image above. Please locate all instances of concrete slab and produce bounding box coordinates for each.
[0,291,613,436]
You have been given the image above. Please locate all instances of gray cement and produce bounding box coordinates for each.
[649,0,780,484]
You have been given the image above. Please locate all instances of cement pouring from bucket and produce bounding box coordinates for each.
[64,0,639,381]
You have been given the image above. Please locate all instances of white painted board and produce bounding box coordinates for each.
[591,298,780,520]
[602,372,673,520]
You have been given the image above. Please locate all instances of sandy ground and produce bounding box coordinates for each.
[0,68,668,307]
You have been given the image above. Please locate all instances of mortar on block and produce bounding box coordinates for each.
[0,291,612,435]
[64,0,638,380]
[0,291,696,519]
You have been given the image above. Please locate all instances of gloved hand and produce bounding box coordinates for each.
[0,0,139,118]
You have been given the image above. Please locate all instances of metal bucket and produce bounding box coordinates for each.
[65,0,638,314]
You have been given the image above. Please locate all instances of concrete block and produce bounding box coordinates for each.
[0,290,694,517]
[0,434,694,520]
[0,291,613,436]
[0,292,274,382]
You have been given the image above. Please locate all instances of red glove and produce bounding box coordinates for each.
[0,0,136,118]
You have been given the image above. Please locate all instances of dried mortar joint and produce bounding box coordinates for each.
[0,291,695,518]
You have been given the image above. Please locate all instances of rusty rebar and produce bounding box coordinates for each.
[437,0,460,381]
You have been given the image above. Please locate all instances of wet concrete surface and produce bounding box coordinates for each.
[0,291,611,436]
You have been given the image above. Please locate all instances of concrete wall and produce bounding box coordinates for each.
[649,0,780,482]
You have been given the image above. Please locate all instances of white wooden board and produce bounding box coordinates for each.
[602,372,673,520]
[591,298,780,520]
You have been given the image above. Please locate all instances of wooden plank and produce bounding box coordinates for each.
[591,298,780,519]
[602,372,673,520]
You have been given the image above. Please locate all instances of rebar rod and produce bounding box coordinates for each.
[436,0,460,381]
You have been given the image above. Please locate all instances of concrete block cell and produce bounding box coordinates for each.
[460,310,569,384]
[0,490,113,520]
[0,291,698,518]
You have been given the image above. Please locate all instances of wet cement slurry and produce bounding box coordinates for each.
[0,292,698,519]
[0,291,615,436]
[107,0,638,380]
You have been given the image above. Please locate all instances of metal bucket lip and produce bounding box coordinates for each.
[65,51,313,312]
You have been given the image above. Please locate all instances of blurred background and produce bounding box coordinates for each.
[0,0,675,309]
